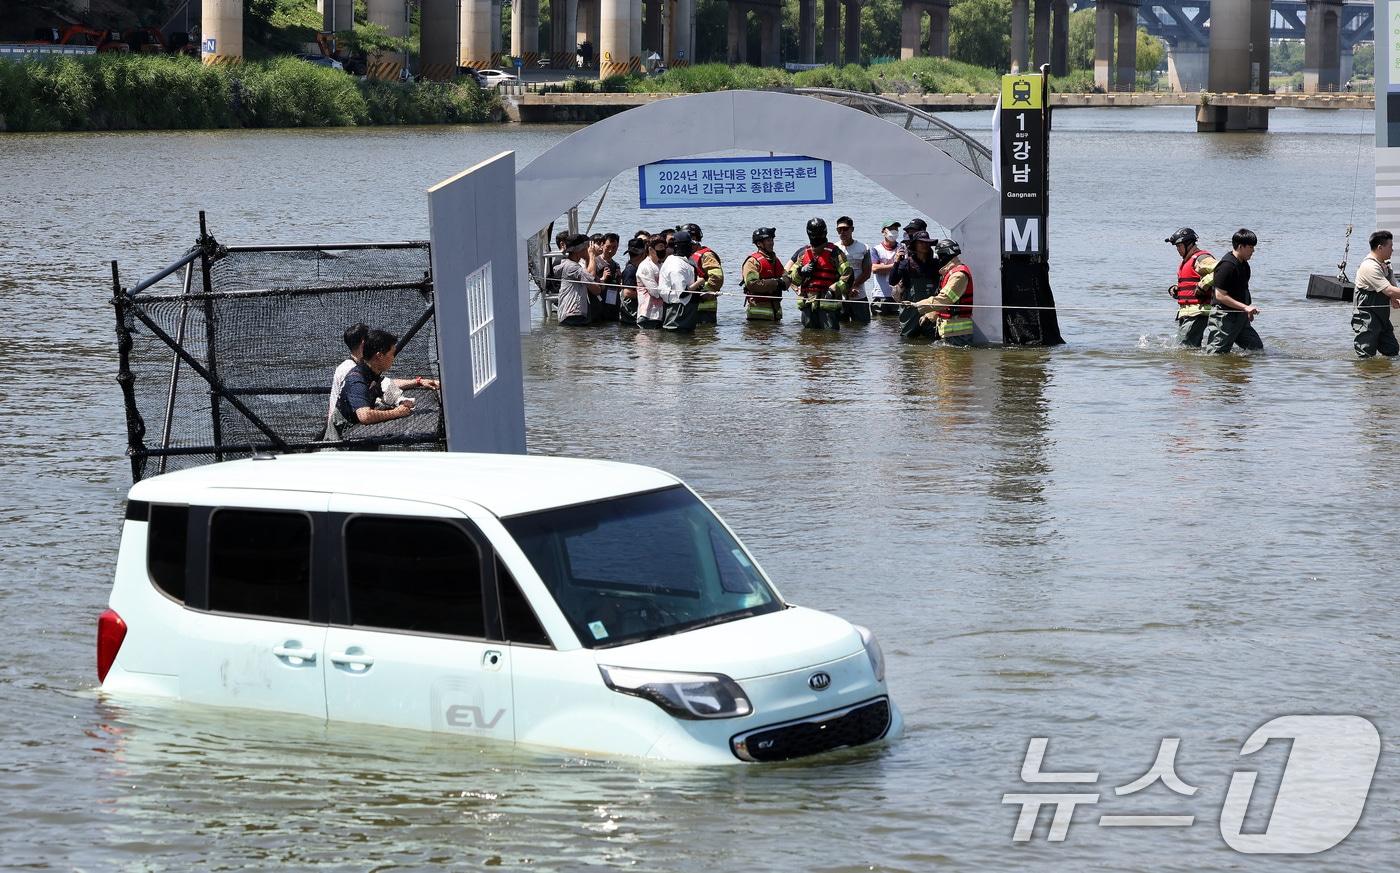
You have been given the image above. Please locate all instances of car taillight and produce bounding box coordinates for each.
[97,608,127,683]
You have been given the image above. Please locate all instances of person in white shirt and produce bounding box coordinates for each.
[327,322,368,431]
[835,216,873,324]
[659,230,706,332]
[635,233,668,328]
[868,218,901,315]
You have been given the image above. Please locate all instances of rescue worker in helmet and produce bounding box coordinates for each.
[741,227,790,321]
[785,218,853,330]
[1165,227,1217,348]
[680,223,724,324]
[898,235,976,346]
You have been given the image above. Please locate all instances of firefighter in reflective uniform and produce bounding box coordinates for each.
[1165,227,1216,348]
[682,223,724,324]
[901,236,975,346]
[785,218,852,330]
[741,227,789,321]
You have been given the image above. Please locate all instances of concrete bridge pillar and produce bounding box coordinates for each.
[1167,42,1208,91]
[1093,1,1113,89]
[420,0,457,79]
[552,0,578,67]
[1199,0,1269,130]
[367,0,409,77]
[760,8,781,66]
[1011,0,1028,72]
[644,0,662,52]
[461,0,495,70]
[799,0,817,63]
[600,0,637,76]
[1303,0,1343,92]
[511,0,541,67]
[577,0,600,66]
[631,0,643,65]
[201,0,243,62]
[900,1,949,60]
[491,0,504,65]
[666,0,694,66]
[323,0,353,32]
[729,1,748,64]
[1050,0,1069,75]
[844,0,862,64]
[823,0,841,64]
[900,1,921,59]
[1341,44,1354,86]
[1116,4,1137,91]
[1033,0,1051,72]
[929,1,950,56]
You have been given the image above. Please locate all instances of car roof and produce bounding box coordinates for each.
[129,453,681,518]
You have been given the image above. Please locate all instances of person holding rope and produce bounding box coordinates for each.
[741,227,789,322]
[1165,227,1217,348]
[1351,229,1400,358]
[660,229,707,332]
[682,223,724,324]
[892,231,941,340]
[1203,229,1263,354]
[786,217,852,331]
[635,232,668,328]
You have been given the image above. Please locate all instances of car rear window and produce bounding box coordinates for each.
[146,504,188,603]
[207,509,312,621]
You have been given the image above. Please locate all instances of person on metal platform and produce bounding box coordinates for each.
[1203,229,1264,354]
[327,329,414,442]
[326,322,368,432]
[1351,229,1400,358]
[660,230,707,332]
[681,223,724,324]
[1165,227,1217,348]
[835,216,873,324]
[741,227,789,322]
[786,218,852,331]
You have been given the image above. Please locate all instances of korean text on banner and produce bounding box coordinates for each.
[638,156,833,210]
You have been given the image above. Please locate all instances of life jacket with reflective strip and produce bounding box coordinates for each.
[1175,249,1212,308]
[690,245,720,280]
[935,264,974,319]
[796,243,843,296]
[744,249,784,284]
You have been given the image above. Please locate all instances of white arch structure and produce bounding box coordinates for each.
[514,89,1003,343]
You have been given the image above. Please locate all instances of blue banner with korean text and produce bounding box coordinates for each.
[638,156,833,209]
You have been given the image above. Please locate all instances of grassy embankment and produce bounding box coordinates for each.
[548,57,1098,95]
[0,54,497,133]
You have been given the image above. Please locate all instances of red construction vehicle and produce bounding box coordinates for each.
[27,25,130,53]
[122,27,166,54]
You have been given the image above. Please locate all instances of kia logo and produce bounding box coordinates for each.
[808,672,831,691]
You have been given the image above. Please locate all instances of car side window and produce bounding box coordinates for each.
[208,509,312,621]
[147,504,188,603]
[344,516,485,638]
[496,558,550,647]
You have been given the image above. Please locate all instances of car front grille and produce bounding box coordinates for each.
[731,697,891,763]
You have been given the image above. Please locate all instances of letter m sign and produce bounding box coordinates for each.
[1004,217,1040,254]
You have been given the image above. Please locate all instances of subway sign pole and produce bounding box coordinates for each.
[997,68,1063,345]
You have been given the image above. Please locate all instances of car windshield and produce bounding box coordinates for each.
[501,486,783,648]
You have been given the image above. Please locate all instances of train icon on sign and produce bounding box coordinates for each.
[1011,79,1032,105]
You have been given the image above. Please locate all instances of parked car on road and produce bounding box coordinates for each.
[97,453,900,764]
[476,68,518,87]
[295,53,344,71]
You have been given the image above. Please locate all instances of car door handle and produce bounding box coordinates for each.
[272,645,318,665]
[328,651,375,669]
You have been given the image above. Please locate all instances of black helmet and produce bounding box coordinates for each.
[671,229,694,255]
[1165,227,1198,246]
[752,226,776,245]
[934,238,962,263]
[682,222,703,241]
[806,217,827,243]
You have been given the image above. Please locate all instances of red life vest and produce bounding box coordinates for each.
[745,249,784,282]
[1175,249,1212,307]
[796,243,843,295]
[935,264,974,319]
[690,245,720,280]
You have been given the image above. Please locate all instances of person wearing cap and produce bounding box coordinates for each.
[891,231,942,339]
[834,216,873,324]
[741,227,789,321]
[660,229,707,332]
[555,233,602,327]
[892,218,929,301]
[1165,227,1216,348]
[618,236,647,325]
[786,217,853,330]
[681,223,724,324]
[1203,228,1263,354]
[1351,229,1400,358]
[868,219,901,315]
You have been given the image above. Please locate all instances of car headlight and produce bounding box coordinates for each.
[598,665,753,720]
[854,624,885,683]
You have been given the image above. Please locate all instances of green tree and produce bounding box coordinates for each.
[1066,8,1164,74]
[1136,30,1163,74]
[861,0,902,62]
[1353,42,1374,78]
[949,0,1011,70]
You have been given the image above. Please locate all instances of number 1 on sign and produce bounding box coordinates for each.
[1016,113,1026,132]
